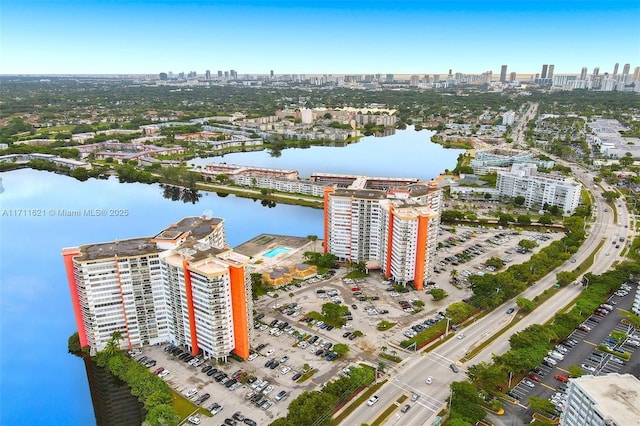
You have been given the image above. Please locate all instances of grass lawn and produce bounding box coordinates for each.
[170,389,211,419]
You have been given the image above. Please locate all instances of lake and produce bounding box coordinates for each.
[0,127,462,425]
[190,126,461,179]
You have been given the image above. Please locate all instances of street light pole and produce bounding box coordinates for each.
[446,317,451,336]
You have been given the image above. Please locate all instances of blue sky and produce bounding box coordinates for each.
[1,0,639,75]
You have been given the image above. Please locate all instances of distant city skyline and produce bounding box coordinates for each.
[1,0,639,75]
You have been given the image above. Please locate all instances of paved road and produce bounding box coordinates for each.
[340,163,627,426]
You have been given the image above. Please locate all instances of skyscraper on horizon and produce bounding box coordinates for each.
[613,63,619,75]
[500,65,508,83]
[623,63,631,76]
[580,67,588,80]
[547,64,554,80]
[541,64,548,79]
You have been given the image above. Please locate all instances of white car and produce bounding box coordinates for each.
[367,395,379,406]
[158,370,170,378]
[185,388,198,398]
[581,364,596,373]
[188,416,201,425]
[248,353,258,361]
[425,376,433,385]
[281,366,291,374]
[522,380,536,388]
[263,385,274,394]
[457,333,466,340]
[266,349,275,356]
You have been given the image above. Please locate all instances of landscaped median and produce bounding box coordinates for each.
[333,378,388,425]
[370,394,408,426]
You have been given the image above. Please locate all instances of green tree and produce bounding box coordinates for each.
[538,214,553,225]
[620,310,640,329]
[556,271,577,286]
[321,303,348,324]
[516,214,532,226]
[528,396,556,415]
[513,195,526,206]
[518,239,538,251]
[144,404,181,426]
[307,234,318,252]
[450,381,486,424]
[515,297,535,312]
[431,288,448,301]
[498,213,514,225]
[333,343,349,356]
[446,302,476,324]
[567,365,585,378]
[485,257,504,269]
[467,362,507,390]
[289,292,295,304]
[286,391,337,426]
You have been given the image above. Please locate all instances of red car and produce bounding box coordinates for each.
[153,367,165,375]
[351,287,361,292]
[528,373,540,382]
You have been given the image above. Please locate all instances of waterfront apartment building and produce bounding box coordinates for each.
[62,216,253,360]
[496,163,581,215]
[324,182,441,289]
[560,373,640,426]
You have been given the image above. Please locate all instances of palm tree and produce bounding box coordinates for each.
[288,292,295,305]
[381,346,387,354]
[307,235,318,253]
[103,339,119,356]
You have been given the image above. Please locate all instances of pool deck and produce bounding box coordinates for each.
[233,234,324,274]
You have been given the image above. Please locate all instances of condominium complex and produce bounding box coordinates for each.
[560,373,640,426]
[496,163,581,215]
[323,181,441,290]
[62,216,253,360]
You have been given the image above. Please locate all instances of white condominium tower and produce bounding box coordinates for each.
[324,182,441,290]
[560,373,640,426]
[62,216,253,360]
[496,163,581,215]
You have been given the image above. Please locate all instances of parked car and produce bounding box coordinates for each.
[401,404,411,413]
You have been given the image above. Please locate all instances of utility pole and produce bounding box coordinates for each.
[446,317,451,336]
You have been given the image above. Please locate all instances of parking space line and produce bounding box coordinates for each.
[556,367,571,374]
[583,340,598,347]
[540,383,556,391]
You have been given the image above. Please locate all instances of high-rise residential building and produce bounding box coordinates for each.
[230,70,238,79]
[500,65,508,83]
[613,63,619,75]
[62,216,253,360]
[592,67,600,78]
[634,67,640,81]
[217,70,223,78]
[580,67,588,80]
[385,74,394,82]
[410,75,420,86]
[324,182,441,289]
[496,164,581,216]
[623,63,630,76]
[270,70,274,79]
[560,373,640,426]
[159,72,168,81]
[205,70,211,80]
[541,64,548,79]
[509,72,516,82]
[547,64,554,80]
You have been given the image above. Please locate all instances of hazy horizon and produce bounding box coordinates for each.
[1,0,638,75]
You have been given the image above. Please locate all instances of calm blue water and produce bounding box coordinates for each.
[0,128,462,425]
[263,247,291,258]
[191,126,461,180]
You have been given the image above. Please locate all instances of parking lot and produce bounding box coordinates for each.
[125,226,568,425]
[506,281,640,417]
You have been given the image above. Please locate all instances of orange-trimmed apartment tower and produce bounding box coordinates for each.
[62,216,253,360]
[324,181,441,290]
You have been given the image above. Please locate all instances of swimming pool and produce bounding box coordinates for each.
[263,247,291,258]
